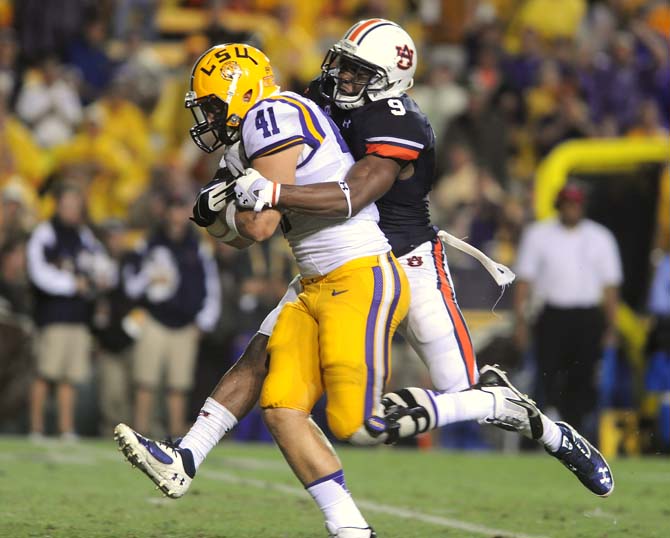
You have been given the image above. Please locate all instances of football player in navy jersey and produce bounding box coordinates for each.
[232,18,613,498]
[115,19,613,523]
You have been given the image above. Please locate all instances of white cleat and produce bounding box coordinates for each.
[326,522,377,537]
[475,364,544,440]
[113,423,195,498]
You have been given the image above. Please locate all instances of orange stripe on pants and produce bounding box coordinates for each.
[432,239,477,385]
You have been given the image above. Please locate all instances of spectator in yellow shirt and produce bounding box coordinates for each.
[96,78,154,174]
[50,106,145,223]
[0,91,48,187]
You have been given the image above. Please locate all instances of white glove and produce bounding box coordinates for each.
[222,141,249,177]
[233,168,280,212]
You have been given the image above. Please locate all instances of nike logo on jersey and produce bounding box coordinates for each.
[331,289,349,296]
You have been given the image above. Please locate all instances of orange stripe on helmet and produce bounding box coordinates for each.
[348,19,383,42]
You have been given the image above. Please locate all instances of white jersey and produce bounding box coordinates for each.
[242,91,390,276]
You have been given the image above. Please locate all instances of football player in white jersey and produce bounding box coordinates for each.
[231,19,613,498]
[115,22,613,534]
[115,43,410,538]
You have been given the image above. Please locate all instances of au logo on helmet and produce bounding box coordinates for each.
[396,45,414,70]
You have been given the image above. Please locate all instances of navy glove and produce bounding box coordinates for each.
[191,167,236,227]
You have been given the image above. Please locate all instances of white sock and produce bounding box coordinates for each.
[306,470,368,530]
[539,413,563,452]
[431,389,495,427]
[179,397,238,469]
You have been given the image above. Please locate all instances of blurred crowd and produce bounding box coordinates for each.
[0,0,668,452]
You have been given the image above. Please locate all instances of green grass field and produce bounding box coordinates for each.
[0,437,667,538]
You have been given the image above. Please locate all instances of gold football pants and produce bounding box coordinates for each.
[261,252,410,440]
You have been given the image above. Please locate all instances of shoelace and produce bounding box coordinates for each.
[160,436,183,458]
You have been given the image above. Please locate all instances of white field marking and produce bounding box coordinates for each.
[146,497,173,506]
[0,449,97,466]
[214,456,287,472]
[582,507,617,520]
[1,444,550,537]
[201,470,551,538]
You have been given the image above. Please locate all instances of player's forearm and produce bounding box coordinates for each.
[236,208,281,242]
[513,280,531,321]
[602,285,619,329]
[277,183,350,217]
[276,156,398,218]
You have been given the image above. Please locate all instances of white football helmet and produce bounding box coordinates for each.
[320,19,417,109]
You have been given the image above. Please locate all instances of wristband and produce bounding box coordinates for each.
[271,182,281,207]
[338,180,352,218]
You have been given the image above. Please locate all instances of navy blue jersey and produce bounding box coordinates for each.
[306,81,437,257]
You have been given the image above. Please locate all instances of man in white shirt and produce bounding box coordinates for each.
[513,183,623,434]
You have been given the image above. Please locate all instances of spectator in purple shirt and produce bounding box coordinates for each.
[502,28,543,93]
[67,18,116,104]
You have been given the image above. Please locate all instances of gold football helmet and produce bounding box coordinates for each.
[185,43,280,153]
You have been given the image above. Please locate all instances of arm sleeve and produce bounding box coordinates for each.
[195,243,221,332]
[242,98,320,161]
[514,225,541,282]
[598,229,623,287]
[26,222,77,296]
[356,101,430,162]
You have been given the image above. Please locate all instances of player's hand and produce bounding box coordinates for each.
[191,170,236,227]
[233,168,279,212]
[222,141,249,177]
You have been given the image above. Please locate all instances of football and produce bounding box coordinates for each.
[207,210,254,249]
[206,211,231,240]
